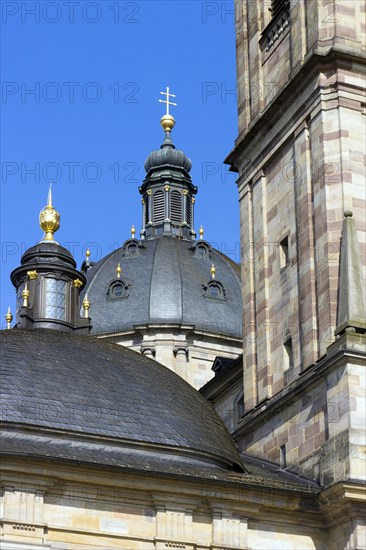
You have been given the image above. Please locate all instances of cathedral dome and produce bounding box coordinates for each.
[84,235,242,338]
[0,329,244,472]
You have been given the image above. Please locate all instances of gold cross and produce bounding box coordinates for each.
[158,86,177,115]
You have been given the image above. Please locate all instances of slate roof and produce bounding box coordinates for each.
[84,235,242,337]
[0,329,243,472]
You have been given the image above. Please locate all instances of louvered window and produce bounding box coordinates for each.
[186,196,192,227]
[153,190,164,223]
[144,199,149,225]
[270,0,289,19]
[170,190,182,224]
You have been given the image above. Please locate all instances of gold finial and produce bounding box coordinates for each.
[39,184,60,242]
[210,263,216,279]
[85,248,91,266]
[22,282,30,307]
[73,278,83,289]
[164,185,170,192]
[131,225,136,238]
[82,294,90,318]
[116,263,122,278]
[5,307,13,329]
[159,86,176,132]
[199,226,204,240]
[27,270,38,280]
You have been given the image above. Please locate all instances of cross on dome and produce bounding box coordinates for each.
[158,86,177,116]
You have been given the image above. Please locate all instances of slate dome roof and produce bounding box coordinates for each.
[0,329,243,472]
[84,235,242,338]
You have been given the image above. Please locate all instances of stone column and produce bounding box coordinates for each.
[173,346,188,381]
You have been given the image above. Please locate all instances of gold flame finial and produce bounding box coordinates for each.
[159,86,176,132]
[131,225,136,238]
[210,263,216,279]
[39,184,60,242]
[199,225,204,240]
[5,307,13,329]
[116,263,122,278]
[22,281,30,307]
[82,294,90,318]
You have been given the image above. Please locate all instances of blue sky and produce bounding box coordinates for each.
[1,0,240,321]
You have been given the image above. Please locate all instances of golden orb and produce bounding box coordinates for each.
[160,114,175,132]
[39,187,60,241]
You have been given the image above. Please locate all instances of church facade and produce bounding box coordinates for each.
[1,1,365,549]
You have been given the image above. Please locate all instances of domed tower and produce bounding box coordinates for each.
[10,188,90,334]
[140,93,197,240]
[83,93,242,389]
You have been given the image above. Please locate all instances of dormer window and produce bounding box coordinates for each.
[191,240,211,259]
[107,279,130,300]
[202,280,226,301]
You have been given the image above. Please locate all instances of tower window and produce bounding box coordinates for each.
[269,0,290,20]
[279,236,289,269]
[237,394,244,421]
[44,279,67,321]
[283,337,293,371]
[170,190,182,223]
[153,190,164,223]
[280,444,287,468]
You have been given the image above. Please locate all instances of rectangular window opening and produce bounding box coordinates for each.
[280,444,287,469]
[283,338,294,371]
[279,236,289,269]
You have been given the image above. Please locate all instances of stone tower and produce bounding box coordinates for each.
[225,1,366,546]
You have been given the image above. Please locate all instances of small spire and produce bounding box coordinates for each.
[199,226,204,240]
[39,184,60,242]
[82,294,90,318]
[116,263,122,278]
[210,263,216,279]
[335,211,366,335]
[85,248,91,267]
[5,307,13,329]
[131,225,136,238]
[22,282,30,308]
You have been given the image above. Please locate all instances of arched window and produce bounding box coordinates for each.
[153,190,164,223]
[170,190,182,224]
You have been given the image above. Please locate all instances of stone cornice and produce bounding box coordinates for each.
[225,46,366,171]
[232,334,366,440]
[318,481,366,526]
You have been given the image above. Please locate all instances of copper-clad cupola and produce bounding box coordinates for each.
[139,88,197,240]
